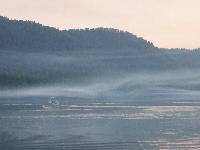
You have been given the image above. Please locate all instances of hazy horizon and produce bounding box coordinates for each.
[0,0,200,49]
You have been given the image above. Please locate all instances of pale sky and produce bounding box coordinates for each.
[0,0,200,49]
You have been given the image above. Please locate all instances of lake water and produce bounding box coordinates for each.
[1,94,200,150]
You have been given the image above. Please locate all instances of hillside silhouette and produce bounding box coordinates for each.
[0,16,155,52]
[0,16,200,88]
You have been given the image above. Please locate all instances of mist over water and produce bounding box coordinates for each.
[1,64,200,149]
[1,67,200,101]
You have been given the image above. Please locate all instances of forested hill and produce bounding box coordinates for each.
[0,16,155,51]
[1,16,200,89]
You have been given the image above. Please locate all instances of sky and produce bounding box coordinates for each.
[0,0,200,49]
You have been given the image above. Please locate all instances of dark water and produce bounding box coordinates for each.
[1,95,200,150]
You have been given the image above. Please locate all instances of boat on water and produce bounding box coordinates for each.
[42,97,60,110]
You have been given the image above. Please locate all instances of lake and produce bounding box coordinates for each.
[1,92,200,149]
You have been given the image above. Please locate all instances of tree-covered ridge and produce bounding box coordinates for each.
[1,16,200,89]
[0,16,155,51]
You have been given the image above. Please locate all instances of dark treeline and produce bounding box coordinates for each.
[0,16,155,52]
[0,16,200,89]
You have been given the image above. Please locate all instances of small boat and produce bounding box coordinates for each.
[48,97,60,107]
[42,97,60,110]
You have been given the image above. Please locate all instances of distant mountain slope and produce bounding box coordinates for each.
[0,16,200,89]
[0,16,155,52]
